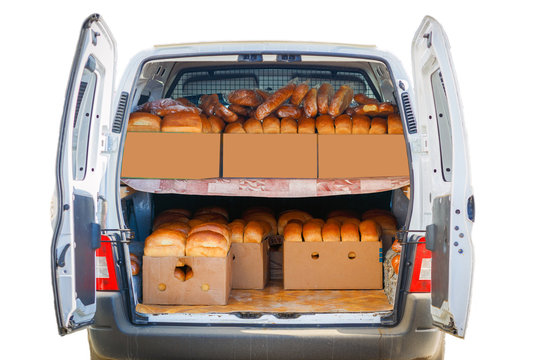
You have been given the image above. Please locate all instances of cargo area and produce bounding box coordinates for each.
[122,190,409,320]
[119,55,411,324]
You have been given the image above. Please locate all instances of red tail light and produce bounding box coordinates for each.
[409,237,431,293]
[96,235,119,291]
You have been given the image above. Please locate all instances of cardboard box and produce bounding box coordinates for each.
[318,135,409,178]
[121,132,221,179]
[222,134,317,178]
[283,241,382,290]
[142,252,232,305]
[231,240,269,289]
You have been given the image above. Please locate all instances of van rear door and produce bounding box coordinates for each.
[51,14,116,335]
[411,16,474,338]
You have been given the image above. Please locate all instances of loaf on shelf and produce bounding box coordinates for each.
[128,87,403,135]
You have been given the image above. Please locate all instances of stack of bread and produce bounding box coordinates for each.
[127,82,403,135]
[144,206,232,266]
[281,208,398,243]
[229,206,277,244]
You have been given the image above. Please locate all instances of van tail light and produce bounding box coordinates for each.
[95,235,119,291]
[409,237,431,293]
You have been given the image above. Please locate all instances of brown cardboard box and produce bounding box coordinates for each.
[318,134,409,178]
[142,252,232,305]
[231,240,269,289]
[283,241,382,290]
[222,134,317,178]
[121,132,221,179]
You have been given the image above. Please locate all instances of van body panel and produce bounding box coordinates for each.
[52,13,116,335]
[411,16,473,338]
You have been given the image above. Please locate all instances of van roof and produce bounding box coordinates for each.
[153,41,377,50]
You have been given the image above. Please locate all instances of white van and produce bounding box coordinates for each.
[51,13,473,359]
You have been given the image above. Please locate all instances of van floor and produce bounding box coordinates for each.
[136,281,393,314]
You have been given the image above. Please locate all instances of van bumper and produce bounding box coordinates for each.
[88,292,444,360]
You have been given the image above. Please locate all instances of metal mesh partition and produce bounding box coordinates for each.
[170,67,377,103]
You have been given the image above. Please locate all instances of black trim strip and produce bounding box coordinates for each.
[112,92,129,133]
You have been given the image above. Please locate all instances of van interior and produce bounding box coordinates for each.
[119,54,411,324]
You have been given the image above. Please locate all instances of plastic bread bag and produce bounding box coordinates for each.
[136,98,201,117]
[226,89,264,107]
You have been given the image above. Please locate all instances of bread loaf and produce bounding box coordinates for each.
[262,116,280,134]
[291,82,310,106]
[369,117,387,134]
[188,222,231,244]
[353,93,378,105]
[130,253,141,276]
[228,89,263,107]
[208,115,225,133]
[174,267,186,281]
[302,220,323,242]
[359,219,381,242]
[161,112,202,133]
[154,221,191,236]
[188,219,204,228]
[280,117,298,134]
[144,229,187,257]
[303,88,318,118]
[378,102,395,116]
[255,83,295,121]
[224,122,246,133]
[277,210,313,235]
[283,220,303,242]
[352,114,371,134]
[275,105,302,119]
[244,220,267,243]
[229,220,245,243]
[214,102,239,123]
[328,85,353,117]
[200,114,212,133]
[334,114,352,134]
[317,83,334,114]
[392,254,401,274]
[340,221,360,242]
[242,212,277,235]
[297,116,315,134]
[316,115,334,134]
[244,118,263,133]
[153,212,190,230]
[194,206,229,220]
[387,114,403,134]
[322,220,341,242]
[127,112,161,132]
[327,216,361,227]
[186,231,229,257]
[199,94,219,117]
[228,104,251,117]
[363,103,379,116]
[139,98,201,117]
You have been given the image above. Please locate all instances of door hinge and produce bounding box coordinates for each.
[103,134,118,153]
[101,228,134,244]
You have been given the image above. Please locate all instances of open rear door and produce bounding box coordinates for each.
[51,14,116,335]
[411,16,474,338]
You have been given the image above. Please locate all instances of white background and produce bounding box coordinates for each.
[1,0,538,358]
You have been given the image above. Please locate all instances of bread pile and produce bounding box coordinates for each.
[127,82,403,135]
[143,206,232,262]
[282,209,398,243]
[230,207,277,243]
[144,205,278,262]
